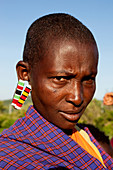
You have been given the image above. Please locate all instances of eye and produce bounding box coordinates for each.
[52,75,74,85]
[52,76,68,83]
[83,76,95,86]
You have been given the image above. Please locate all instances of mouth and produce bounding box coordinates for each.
[59,108,84,122]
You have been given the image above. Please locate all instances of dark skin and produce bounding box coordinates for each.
[99,142,113,158]
[17,39,98,135]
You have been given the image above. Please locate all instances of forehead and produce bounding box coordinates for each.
[33,39,98,75]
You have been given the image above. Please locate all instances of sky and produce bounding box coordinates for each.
[0,0,113,100]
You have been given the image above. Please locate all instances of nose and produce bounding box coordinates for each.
[66,81,83,106]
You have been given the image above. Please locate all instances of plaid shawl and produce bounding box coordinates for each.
[0,105,113,170]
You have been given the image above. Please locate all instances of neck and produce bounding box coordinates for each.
[62,129,73,136]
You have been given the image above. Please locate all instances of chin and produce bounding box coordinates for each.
[60,121,78,131]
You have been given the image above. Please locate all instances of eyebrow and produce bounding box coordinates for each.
[47,70,97,76]
[47,70,75,76]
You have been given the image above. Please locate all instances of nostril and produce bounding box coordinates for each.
[66,93,83,106]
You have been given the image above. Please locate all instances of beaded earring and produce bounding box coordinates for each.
[11,80,31,109]
[11,80,25,108]
[14,84,31,109]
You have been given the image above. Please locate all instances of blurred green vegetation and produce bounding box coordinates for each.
[0,97,32,131]
[79,99,113,139]
[0,98,113,139]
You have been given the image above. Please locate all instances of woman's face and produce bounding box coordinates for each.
[30,39,98,130]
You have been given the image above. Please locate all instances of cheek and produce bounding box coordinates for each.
[83,85,96,103]
[36,82,60,105]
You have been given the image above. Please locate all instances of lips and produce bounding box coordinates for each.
[59,108,84,122]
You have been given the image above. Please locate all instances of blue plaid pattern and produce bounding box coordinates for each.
[0,105,113,169]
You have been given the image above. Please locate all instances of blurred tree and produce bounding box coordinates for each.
[0,101,6,112]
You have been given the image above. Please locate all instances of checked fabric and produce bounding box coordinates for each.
[0,105,113,169]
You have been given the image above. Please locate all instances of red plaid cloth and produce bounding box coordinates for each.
[0,105,113,169]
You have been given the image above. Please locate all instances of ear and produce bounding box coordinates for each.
[16,61,30,82]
